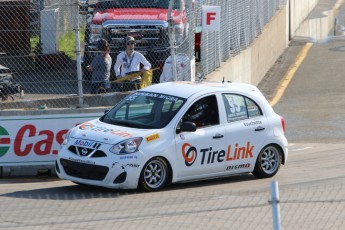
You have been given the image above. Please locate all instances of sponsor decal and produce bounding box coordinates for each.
[182,143,197,166]
[125,164,140,168]
[243,121,262,126]
[182,142,254,167]
[67,157,95,165]
[119,155,138,160]
[0,116,98,164]
[145,133,160,143]
[111,162,139,169]
[79,122,134,138]
[226,163,251,171]
[180,134,185,140]
[1,124,68,157]
[0,126,11,157]
[127,92,181,102]
[79,122,94,130]
[74,139,101,149]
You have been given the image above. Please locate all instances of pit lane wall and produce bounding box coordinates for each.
[205,0,338,85]
[0,0,338,176]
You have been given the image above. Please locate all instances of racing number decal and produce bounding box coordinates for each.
[229,102,241,113]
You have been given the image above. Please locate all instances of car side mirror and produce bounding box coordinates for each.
[176,121,196,134]
[104,109,109,114]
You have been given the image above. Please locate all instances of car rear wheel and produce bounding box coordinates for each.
[139,157,169,192]
[252,145,282,178]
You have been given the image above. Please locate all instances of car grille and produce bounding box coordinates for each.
[68,146,107,158]
[106,24,169,51]
[60,159,109,181]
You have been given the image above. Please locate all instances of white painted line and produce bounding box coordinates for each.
[290,147,312,152]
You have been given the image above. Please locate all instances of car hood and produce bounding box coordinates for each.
[92,8,183,24]
[70,119,156,144]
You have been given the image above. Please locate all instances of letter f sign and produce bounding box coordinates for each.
[202,5,221,32]
[207,12,216,25]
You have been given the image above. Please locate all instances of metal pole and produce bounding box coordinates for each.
[218,31,221,67]
[168,0,178,81]
[270,180,281,230]
[75,0,84,107]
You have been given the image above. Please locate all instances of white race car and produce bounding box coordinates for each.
[56,81,288,192]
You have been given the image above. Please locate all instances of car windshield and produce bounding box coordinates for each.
[101,91,186,129]
[94,0,181,10]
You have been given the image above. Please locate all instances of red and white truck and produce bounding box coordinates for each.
[80,0,200,82]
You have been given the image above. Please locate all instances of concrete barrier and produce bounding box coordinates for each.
[294,0,343,40]
[290,0,320,38]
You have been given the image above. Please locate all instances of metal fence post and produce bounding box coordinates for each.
[168,0,177,81]
[270,180,281,230]
[74,0,84,107]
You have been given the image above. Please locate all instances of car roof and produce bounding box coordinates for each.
[141,81,261,99]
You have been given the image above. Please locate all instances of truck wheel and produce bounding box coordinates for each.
[138,157,169,192]
[252,145,282,178]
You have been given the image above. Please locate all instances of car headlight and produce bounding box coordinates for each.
[89,24,102,44]
[109,138,143,155]
[61,129,72,146]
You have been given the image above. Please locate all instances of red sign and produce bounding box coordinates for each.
[0,113,101,166]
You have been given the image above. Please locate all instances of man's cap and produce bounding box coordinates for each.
[125,36,135,43]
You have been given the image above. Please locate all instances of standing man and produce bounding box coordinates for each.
[160,54,190,83]
[114,36,151,91]
[86,39,112,94]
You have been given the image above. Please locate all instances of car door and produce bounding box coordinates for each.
[174,94,226,179]
[221,93,269,173]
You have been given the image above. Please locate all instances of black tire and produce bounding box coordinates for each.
[252,144,282,178]
[138,157,169,192]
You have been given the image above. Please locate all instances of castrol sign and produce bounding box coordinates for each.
[0,113,101,166]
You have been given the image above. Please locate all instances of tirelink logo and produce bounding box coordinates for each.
[182,142,254,167]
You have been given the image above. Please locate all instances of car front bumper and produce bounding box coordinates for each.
[55,155,143,190]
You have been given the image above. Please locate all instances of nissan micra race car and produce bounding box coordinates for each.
[56,81,288,192]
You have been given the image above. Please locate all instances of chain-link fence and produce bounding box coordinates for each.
[1,182,345,229]
[198,0,286,78]
[0,0,285,110]
[0,0,81,110]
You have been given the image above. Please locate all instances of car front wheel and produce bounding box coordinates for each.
[138,157,169,192]
[252,144,282,178]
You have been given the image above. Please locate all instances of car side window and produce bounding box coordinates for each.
[245,97,262,118]
[222,94,262,122]
[182,95,219,128]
